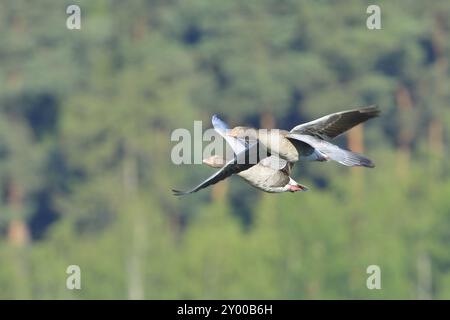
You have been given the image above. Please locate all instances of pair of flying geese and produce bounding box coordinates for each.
[173,106,380,195]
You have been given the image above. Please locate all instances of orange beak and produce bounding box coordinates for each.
[288,184,308,192]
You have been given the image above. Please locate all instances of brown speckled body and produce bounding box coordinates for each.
[256,129,313,162]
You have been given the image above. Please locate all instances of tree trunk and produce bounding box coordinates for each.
[395,85,413,178]
[6,180,31,298]
[428,11,446,160]
[211,180,228,202]
[417,252,432,300]
[7,181,29,246]
[347,126,364,295]
[123,145,145,300]
[260,111,275,129]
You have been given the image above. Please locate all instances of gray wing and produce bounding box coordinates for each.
[290,105,380,140]
[173,143,259,196]
[287,133,375,168]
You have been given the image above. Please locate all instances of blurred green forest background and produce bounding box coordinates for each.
[0,0,449,299]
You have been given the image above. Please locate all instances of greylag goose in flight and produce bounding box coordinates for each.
[203,115,308,193]
[202,155,307,193]
[173,115,308,195]
[228,106,379,168]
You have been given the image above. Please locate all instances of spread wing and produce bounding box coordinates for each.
[290,105,380,140]
[212,114,247,155]
[172,143,259,196]
[286,133,375,168]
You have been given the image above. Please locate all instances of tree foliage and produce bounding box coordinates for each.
[0,0,449,299]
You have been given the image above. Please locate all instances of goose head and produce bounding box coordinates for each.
[202,155,225,168]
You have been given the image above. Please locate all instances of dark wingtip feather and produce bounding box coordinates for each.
[363,161,376,168]
[299,184,309,192]
[358,157,375,168]
[343,151,376,168]
[172,189,188,196]
[360,105,381,118]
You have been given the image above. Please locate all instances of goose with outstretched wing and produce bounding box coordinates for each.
[203,115,308,193]
[173,115,308,196]
[228,105,380,168]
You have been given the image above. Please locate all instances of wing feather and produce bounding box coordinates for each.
[173,143,259,196]
[212,115,247,154]
[287,133,375,168]
[290,105,380,140]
